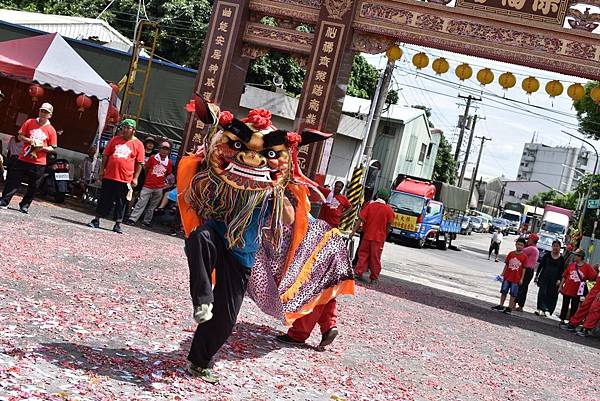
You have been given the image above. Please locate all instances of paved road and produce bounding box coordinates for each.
[0,198,598,401]
[379,232,542,311]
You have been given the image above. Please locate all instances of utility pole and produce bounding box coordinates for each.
[362,59,395,171]
[458,114,484,187]
[453,95,480,162]
[469,135,492,211]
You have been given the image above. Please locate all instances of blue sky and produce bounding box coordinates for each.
[363,48,593,180]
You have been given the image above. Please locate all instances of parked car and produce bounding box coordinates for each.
[460,216,473,235]
[470,216,484,233]
[490,218,510,235]
[479,217,491,233]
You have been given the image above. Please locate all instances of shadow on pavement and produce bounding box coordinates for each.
[362,275,600,349]
[7,322,281,389]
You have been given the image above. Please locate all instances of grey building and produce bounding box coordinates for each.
[502,180,553,204]
[517,143,596,193]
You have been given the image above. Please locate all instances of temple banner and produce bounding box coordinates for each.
[455,0,569,25]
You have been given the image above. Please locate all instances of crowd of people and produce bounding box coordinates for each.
[0,108,181,235]
[491,229,599,337]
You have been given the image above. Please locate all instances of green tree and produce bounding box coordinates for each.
[432,132,456,185]
[246,52,307,96]
[347,54,398,105]
[0,0,213,67]
[573,81,600,139]
[527,190,559,208]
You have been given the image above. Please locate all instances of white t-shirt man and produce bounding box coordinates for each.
[492,231,503,244]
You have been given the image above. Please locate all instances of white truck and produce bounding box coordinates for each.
[501,210,522,234]
[539,206,571,243]
[537,205,572,259]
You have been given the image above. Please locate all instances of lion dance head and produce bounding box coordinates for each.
[185,95,330,248]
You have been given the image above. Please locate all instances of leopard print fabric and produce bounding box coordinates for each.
[248,219,353,321]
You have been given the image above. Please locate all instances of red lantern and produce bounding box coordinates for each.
[28,84,44,102]
[107,104,120,124]
[76,94,92,113]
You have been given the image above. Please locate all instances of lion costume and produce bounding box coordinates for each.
[178,96,354,380]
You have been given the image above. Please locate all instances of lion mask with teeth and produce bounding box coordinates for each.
[182,97,329,249]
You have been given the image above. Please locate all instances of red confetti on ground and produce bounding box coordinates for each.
[0,198,599,400]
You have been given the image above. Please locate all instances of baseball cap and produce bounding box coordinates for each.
[528,233,539,243]
[159,141,171,149]
[40,102,53,114]
[120,118,137,129]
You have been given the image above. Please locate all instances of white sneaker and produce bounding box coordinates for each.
[193,303,213,324]
[544,311,551,317]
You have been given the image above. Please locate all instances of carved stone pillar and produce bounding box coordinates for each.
[180,0,250,156]
[293,0,358,181]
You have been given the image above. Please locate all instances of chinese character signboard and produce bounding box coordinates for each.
[181,1,245,154]
[295,0,357,179]
[456,0,569,25]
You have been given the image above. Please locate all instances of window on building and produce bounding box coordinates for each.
[418,143,427,163]
[509,190,516,196]
[382,125,396,137]
[426,143,434,158]
[521,193,529,200]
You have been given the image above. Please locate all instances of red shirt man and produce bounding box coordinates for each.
[351,190,395,282]
[0,103,57,213]
[319,181,351,228]
[102,135,145,183]
[143,152,173,189]
[88,119,144,233]
[18,116,57,166]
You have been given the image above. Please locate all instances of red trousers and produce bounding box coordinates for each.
[355,239,384,280]
[287,299,337,341]
[570,283,600,330]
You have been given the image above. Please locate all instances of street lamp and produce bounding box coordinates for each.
[560,130,599,232]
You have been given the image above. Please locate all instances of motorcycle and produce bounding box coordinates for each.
[40,154,70,203]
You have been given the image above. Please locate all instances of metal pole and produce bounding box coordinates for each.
[453,95,480,163]
[468,135,492,208]
[560,130,599,232]
[347,70,384,183]
[458,115,480,187]
[362,59,395,173]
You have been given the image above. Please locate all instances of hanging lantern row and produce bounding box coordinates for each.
[405,54,595,101]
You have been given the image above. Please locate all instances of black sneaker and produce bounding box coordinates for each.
[560,323,576,332]
[275,334,305,346]
[491,305,504,311]
[18,204,29,214]
[576,329,591,337]
[123,219,136,226]
[503,307,512,314]
[319,327,339,347]
[142,221,152,228]
[188,365,219,384]
[87,219,100,229]
[112,223,123,234]
[0,200,8,209]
